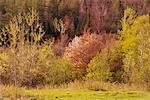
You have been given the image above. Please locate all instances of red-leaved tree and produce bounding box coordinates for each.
[64,31,115,73]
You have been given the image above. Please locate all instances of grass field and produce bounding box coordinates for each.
[1,86,150,100]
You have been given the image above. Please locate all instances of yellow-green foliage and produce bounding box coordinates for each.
[0,9,77,87]
[86,48,112,81]
[0,8,45,86]
[120,8,150,85]
[53,18,66,34]
[37,57,78,85]
[86,42,122,82]
[0,50,10,80]
[0,9,43,47]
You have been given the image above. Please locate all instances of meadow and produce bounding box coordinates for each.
[1,85,150,100]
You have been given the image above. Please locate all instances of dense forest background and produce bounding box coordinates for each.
[0,0,150,89]
[1,0,150,35]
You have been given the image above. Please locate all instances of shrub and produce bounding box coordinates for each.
[86,48,112,82]
[0,42,78,86]
[36,57,78,85]
[86,41,123,82]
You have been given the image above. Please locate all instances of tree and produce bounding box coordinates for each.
[123,0,150,15]
[64,31,115,73]
[0,9,78,86]
[120,8,150,85]
[78,0,123,33]
[0,8,45,86]
[52,16,75,56]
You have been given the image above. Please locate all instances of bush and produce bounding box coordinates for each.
[37,57,78,85]
[0,43,78,86]
[86,48,112,81]
[86,41,123,82]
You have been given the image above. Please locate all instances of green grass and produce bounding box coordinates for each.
[1,86,150,100]
[25,90,150,100]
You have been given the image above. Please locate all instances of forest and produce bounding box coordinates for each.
[0,0,150,99]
